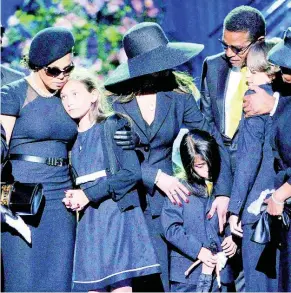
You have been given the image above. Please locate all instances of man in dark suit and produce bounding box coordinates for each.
[1,25,25,86]
[200,6,268,291]
[200,6,266,174]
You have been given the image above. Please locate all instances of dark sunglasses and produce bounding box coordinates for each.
[281,66,291,75]
[44,63,75,77]
[219,39,254,55]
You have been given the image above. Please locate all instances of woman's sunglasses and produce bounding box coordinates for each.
[44,63,75,77]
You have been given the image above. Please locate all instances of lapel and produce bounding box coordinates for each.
[216,57,230,134]
[120,98,148,138]
[149,92,172,141]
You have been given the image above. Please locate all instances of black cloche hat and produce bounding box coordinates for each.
[29,27,75,68]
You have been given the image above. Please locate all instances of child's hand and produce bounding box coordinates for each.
[221,236,237,258]
[63,189,89,211]
[197,247,217,269]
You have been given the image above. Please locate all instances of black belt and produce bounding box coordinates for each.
[9,154,69,167]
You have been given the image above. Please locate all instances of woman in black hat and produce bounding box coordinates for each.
[104,22,233,292]
[264,27,291,292]
[1,27,77,292]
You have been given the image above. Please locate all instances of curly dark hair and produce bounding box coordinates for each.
[223,5,266,41]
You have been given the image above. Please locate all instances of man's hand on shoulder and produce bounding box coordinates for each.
[243,85,276,117]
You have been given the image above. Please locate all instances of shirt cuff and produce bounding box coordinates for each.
[270,92,279,116]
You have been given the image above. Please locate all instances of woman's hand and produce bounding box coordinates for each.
[155,172,190,206]
[207,196,230,233]
[62,189,90,211]
[265,194,284,216]
[229,215,243,238]
[197,247,217,269]
[221,236,237,258]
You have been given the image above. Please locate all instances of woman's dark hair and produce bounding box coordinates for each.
[223,6,266,42]
[107,70,200,103]
[179,129,220,185]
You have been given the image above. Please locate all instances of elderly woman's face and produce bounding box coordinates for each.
[38,53,74,90]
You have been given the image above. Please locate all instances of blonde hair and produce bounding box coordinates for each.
[173,71,200,101]
[67,68,113,123]
[247,38,281,76]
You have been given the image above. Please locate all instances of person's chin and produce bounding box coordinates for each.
[282,76,291,83]
[67,110,79,119]
[53,82,66,89]
[229,59,243,68]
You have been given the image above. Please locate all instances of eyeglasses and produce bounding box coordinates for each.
[281,66,291,75]
[219,39,254,55]
[44,63,75,77]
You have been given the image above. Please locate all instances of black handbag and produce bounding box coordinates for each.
[251,206,291,246]
[1,181,44,216]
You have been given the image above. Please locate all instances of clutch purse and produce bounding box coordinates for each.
[251,206,291,246]
[1,181,43,215]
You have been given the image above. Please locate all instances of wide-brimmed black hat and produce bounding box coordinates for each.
[104,22,204,90]
[29,27,75,68]
[268,27,291,69]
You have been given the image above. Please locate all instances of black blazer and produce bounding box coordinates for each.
[112,91,232,216]
[200,53,239,173]
[228,85,275,224]
[161,182,233,285]
[79,115,141,212]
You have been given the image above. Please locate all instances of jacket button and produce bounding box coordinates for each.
[144,145,150,152]
[278,216,282,220]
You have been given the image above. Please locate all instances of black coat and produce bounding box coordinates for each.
[112,91,232,216]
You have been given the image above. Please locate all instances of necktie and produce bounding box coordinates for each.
[226,67,248,138]
[205,180,213,196]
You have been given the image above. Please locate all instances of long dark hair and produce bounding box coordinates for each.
[107,70,200,103]
[179,129,220,185]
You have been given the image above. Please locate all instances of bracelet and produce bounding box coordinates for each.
[154,169,162,185]
[271,194,284,205]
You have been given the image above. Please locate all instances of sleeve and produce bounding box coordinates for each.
[228,115,267,215]
[200,58,215,124]
[81,178,111,204]
[1,124,8,161]
[183,93,233,197]
[82,120,142,210]
[161,198,203,260]
[140,165,159,195]
[1,84,21,116]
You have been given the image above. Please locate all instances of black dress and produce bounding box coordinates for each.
[71,122,161,291]
[1,79,77,292]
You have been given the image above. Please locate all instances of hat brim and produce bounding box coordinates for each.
[104,42,204,90]
[268,40,291,69]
